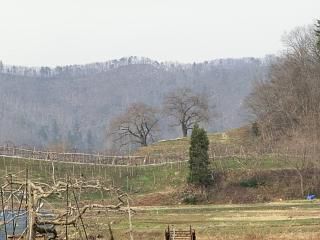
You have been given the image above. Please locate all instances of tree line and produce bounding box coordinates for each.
[187,20,320,194]
[0,56,263,152]
[246,20,320,145]
[0,57,165,78]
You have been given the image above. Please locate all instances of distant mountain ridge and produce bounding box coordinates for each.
[0,56,270,151]
[0,56,266,78]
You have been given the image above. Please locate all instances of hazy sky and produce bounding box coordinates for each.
[0,0,319,66]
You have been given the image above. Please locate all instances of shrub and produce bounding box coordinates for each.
[240,177,265,188]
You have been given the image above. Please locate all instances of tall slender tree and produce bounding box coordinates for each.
[188,124,211,190]
[316,19,320,53]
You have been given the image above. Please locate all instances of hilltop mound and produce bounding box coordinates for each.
[135,126,255,161]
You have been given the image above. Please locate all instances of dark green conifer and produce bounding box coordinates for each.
[188,124,211,188]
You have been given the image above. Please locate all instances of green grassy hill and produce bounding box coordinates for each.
[1,127,318,205]
[135,127,254,158]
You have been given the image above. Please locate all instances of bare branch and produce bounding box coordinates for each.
[163,88,210,137]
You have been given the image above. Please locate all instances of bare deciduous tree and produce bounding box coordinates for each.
[109,103,159,147]
[163,88,209,137]
[246,25,320,142]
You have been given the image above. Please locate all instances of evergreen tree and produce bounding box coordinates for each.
[51,119,61,144]
[86,130,94,152]
[38,125,49,142]
[188,124,211,188]
[67,120,83,150]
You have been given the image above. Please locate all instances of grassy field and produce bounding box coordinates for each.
[0,155,188,197]
[0,152,294,200]
[135,127,253,158]
[76,200,320,239]
[1,128,320,239]
[0,126,292,194]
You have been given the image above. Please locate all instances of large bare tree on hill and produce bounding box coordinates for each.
[110,102,159,147]
[163,88,209,137]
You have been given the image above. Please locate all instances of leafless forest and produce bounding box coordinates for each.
[0,57,268,152]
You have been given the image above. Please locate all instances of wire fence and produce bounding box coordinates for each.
[0,145,316,168]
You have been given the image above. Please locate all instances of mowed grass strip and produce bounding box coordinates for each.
[79,201,320,239]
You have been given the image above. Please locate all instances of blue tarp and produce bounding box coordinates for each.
[307,194,316,200]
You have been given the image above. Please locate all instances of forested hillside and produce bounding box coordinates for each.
[0,57,269,151]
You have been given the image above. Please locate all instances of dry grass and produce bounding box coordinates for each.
[134,126,253,161]
[63,200,320,240]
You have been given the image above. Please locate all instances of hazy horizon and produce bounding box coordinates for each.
[0,55,267,68]
[0,0,319,67]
